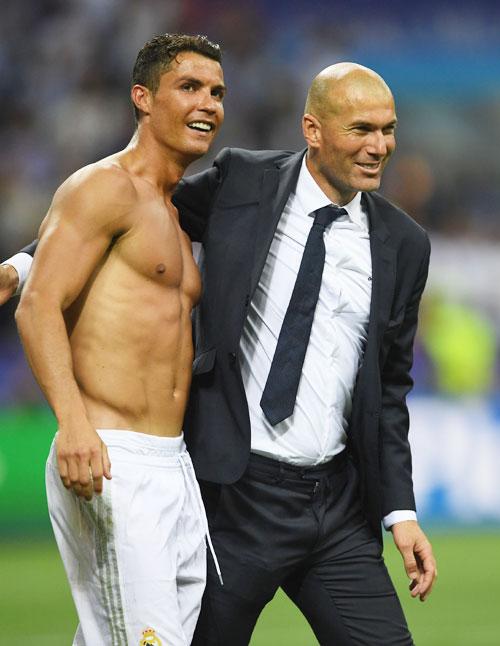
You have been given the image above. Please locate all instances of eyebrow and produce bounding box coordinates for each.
[351,119,398,128]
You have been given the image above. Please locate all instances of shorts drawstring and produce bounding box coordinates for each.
[178,454,224,586]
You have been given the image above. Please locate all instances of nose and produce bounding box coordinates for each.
[367,130,389,157]
[198,89,219,114]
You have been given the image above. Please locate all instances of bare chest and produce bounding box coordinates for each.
[112,202,201,302]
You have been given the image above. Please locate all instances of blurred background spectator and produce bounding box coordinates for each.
[1,0,499,530]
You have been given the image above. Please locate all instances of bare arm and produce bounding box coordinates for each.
[15,166,135,499]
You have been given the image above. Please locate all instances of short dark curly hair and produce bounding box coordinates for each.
[131,33,222,122]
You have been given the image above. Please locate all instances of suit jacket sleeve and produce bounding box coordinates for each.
[379,236,431,516]
[173,148,231,242]
[20,240,38,256]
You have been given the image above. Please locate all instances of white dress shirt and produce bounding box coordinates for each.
[240,156,371,465]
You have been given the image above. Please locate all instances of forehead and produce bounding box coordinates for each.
[160,51,224,85]
[329,77,395,119]
[330,90,396,126]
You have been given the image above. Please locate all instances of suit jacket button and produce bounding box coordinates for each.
[228,352,237,364]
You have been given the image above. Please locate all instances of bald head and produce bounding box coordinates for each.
[304,62,393,118]
[301,62,397,205]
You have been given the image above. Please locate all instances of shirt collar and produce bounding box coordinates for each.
[295,154,367,231]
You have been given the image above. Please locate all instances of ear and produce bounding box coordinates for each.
[131,84,152,119]
[302,113,321,149]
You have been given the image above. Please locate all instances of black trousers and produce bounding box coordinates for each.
[192,453,413,646]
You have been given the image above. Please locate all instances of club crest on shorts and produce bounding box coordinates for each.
[140,627,162,646]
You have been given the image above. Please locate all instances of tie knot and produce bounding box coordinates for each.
[313,205,347,228]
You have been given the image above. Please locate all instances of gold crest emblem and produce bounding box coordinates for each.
[140,627,163,646]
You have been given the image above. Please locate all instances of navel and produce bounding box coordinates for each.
[156,263,166,274]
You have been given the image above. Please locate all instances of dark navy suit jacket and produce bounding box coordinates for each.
[174,147,430,540]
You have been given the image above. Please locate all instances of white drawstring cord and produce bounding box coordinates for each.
[178,455,224,586]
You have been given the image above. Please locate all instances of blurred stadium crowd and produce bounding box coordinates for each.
[1,0,499,406]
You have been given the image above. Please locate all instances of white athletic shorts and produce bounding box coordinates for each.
[46,429,209,646]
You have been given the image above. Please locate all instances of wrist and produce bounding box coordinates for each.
[55,399,89,429]
[390,519,418,532]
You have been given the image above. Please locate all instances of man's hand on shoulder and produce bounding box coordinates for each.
[391,520,437,601]
[0,264,19,305]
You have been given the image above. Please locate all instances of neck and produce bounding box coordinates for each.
[305,152,356,206]
[120,127,193,198]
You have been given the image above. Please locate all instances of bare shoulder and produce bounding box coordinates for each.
[46,160,138,236]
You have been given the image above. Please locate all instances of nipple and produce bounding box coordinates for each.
[156,263,166,274]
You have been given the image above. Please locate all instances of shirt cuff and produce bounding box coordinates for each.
[1,252,33,296]
[382,510,417,530]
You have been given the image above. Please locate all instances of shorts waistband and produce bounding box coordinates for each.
[248,450,348,480]
[95,429,186,457]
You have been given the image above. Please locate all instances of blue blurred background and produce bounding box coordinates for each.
[0,1,499,641]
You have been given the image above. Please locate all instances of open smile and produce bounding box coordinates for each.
[187,121,215,133]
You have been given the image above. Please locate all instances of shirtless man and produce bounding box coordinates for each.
[13,33,225,646]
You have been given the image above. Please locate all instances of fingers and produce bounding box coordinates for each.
[61,452,93,500]
[101,441,112,481]
[73,481,93,501]
[57,434,110,500]
[57,455,71,490]
[89,442,109,496]
[415,553,437,602]
[400,545,419,591]
[67,454,82,493]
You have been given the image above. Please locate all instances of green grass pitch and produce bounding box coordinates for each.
[0,532,498,645]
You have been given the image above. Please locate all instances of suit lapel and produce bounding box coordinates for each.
[249,151,305,299]
[363,193,396,353]
[248,168,396,352]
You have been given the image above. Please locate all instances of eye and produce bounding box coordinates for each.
[181,82,195,92]
[211,88,225,100]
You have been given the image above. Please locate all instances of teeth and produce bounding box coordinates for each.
[188,122,212,131]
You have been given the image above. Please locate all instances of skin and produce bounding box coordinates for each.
[302,62,437,601]
[0,264,18,304]
[15,51,225,501]
[303,62,397,206]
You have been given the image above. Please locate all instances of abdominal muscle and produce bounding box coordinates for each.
[66,253,198,437]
